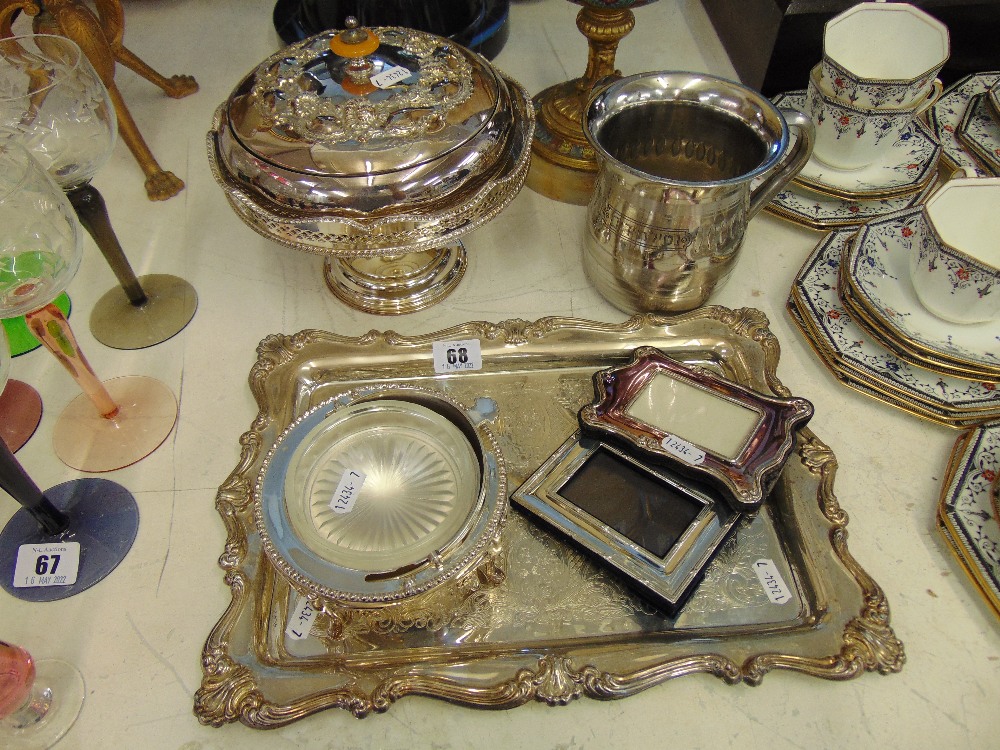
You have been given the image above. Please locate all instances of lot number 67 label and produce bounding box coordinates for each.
[13,542,80,588]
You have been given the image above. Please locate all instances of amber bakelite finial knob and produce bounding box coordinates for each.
[329,16,380,58]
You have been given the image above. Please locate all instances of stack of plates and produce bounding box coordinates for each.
[788,226,1000,428]
[767,91,941,231]
[838,210,1000,382]
[937,420,1000,619]
[926,72,1000,176]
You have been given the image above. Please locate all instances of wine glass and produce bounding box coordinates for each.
[0,416,140,601]
[0,325,41,453]
[0,641,84,748]
[1,292,70,358]
[0,312,139,597]
[0,140,177,472]
[0,33,197,350]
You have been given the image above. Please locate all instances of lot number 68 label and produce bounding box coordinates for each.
[432,339,482,374]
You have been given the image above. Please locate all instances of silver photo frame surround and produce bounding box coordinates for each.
[579,346,814,512]
[512,433,739,614]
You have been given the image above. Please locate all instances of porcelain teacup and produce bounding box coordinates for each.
[909,176,1000,325]
[820,1,949,109]
[807,66,934,171]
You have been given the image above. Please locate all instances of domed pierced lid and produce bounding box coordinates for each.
[224,20,502,178]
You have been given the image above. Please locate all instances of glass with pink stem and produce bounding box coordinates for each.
[0,140,177,472]
[0,641,84,749]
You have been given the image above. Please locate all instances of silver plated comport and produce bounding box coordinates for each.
[208,20,533,314]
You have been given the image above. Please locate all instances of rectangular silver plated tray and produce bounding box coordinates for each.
[195,308,904,728]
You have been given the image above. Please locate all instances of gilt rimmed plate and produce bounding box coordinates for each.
[841,208,1000,379]
[767,173,939,230]
[838,275,999,383]
[772,91,940,200]
[789,229,1000,422]
[988,80,1000,123]
[927,72,1000,176]
[937,420,1000,619]
[957,93,1000,175]
[788,295,992,428]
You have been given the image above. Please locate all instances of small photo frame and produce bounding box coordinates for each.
[578,346,813,512]
[512,433,740,615]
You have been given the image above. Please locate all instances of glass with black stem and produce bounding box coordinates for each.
[0,318,139,602]
[0,33,197,350]
[0,140,177,472]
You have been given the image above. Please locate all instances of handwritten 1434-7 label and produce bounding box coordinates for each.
[371,65,411,89]
[330,469,366,515]
[432,339,483,374]
[660,434,706,465]
[752,558,792,604]
[13,542,80,588]
[285,595,318,640]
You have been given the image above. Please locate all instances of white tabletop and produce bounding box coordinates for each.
[2,1,997,747]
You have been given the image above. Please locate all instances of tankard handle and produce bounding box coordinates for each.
[748,109,815,219]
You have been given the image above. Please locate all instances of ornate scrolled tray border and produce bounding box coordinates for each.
[195,309,903,728]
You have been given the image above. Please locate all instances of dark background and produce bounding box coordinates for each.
[700,0,1000,95]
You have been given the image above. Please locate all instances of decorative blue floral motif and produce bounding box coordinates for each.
[941,422,1000,608]
[791,230,1000,418]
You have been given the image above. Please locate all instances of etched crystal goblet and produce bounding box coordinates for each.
[0,140,176,472]
[0,33,197,350]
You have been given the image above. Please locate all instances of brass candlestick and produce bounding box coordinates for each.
[526,0,655,205]
[0,0,198,201]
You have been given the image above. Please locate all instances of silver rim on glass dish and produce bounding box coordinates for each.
[254,384,507,606]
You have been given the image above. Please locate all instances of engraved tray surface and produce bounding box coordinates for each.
[195,309,903,727]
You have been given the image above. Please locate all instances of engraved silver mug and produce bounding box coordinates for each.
[583,71,814,313]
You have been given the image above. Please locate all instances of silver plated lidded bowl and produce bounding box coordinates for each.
[254,385,508,612]
[208,19,534,314]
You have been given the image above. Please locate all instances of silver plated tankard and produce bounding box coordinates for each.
[583,72,814,313]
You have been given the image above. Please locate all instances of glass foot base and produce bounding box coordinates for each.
[52,376,177,472]
[2,294,71,357]
[3,659,85,749]
[323,245,466,315]
[0,478,139,602]
[0,381,42,453]
[89,274,197,350]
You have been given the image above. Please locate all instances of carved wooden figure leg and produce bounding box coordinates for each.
[95,68,187,200]
[92,0,198,99]
[0,0,195,200]
[109,44,198,98]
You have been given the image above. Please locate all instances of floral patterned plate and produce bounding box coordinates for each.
[767,174,938,230]
[937,420,1000,619]
[760,124,938,230]
[927,72,1000,176]
[841,208,1000,379]
[788,295,993,428]
[772,92,941,200]
[957,93,1000,175]
[789,229,1000,423]
[837,274,998,383]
